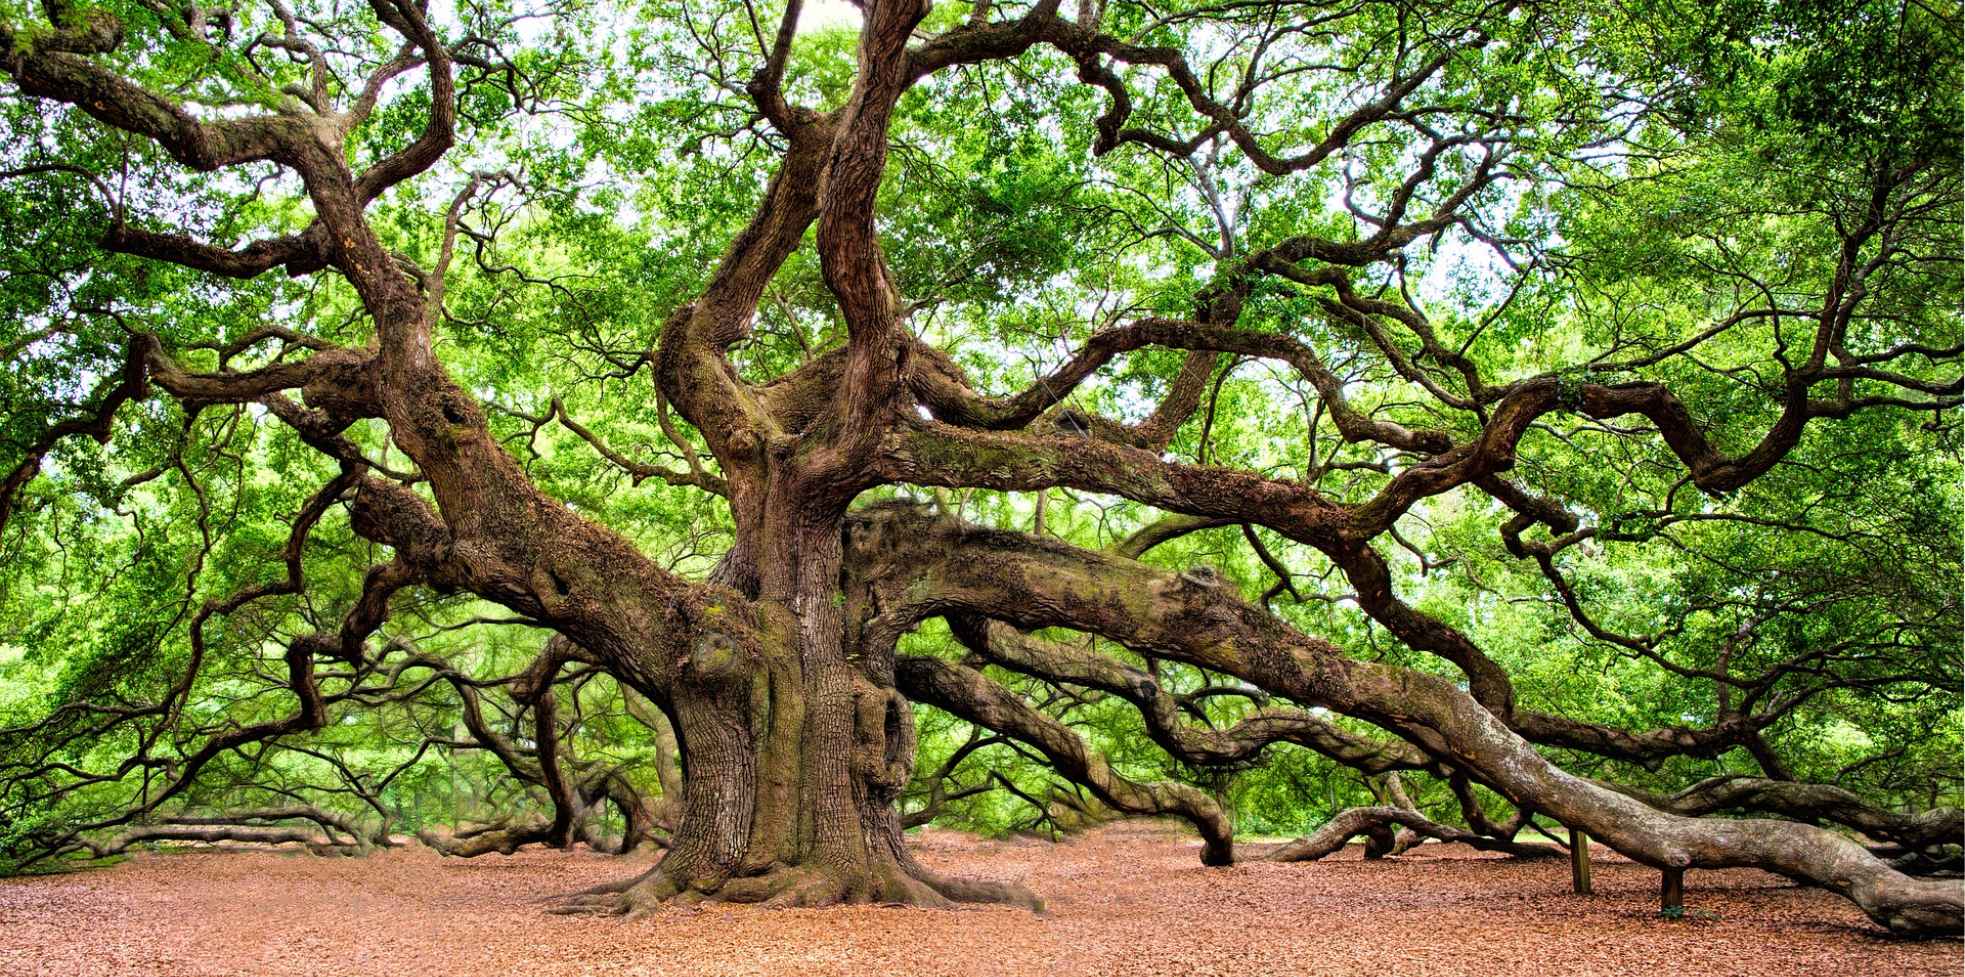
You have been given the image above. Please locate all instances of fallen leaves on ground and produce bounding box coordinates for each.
[0,822,1955,976]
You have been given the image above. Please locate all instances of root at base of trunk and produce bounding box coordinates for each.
[547,860,1043,917]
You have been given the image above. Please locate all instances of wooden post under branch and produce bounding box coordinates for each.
[1569,828,1593,895]
[1660,867,1686,917]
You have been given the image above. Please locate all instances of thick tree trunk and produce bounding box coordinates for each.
[563,509,1037,914]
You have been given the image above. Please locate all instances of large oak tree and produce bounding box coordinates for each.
[1,0,1960,935]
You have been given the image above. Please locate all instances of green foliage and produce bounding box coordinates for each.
[0,0,1957,860]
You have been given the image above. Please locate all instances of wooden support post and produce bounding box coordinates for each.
[1569,829,1593,895]
[1660,867,1685,917]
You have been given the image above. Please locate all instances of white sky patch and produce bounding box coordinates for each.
[800,0,864,33]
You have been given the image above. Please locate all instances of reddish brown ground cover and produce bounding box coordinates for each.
[1,822,1956,976]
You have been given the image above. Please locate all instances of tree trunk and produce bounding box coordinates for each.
[565,507,1038,914]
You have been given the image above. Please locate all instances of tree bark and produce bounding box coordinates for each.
[557,507,1037,913]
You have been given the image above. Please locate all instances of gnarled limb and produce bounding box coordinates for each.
[84,821,363,858]
[951,617,1431,775]
[1617,776,1963,856]
[896,654,1237,866]
[846,507,1964,935]
[1266,805,1560,863]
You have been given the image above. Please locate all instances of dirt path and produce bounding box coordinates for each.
[1,822,1955,976]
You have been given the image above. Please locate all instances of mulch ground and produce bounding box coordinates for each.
[1,821,1956,976]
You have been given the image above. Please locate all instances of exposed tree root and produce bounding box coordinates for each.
[546,856,1041,917]
[905,860,1047,911]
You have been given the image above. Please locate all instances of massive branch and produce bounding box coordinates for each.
[842,506,1963,934]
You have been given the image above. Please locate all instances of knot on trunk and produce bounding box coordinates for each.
[853,680,915,800]
[682,630,753,686]
[299,349,381,423]
[1179,565,1222,589]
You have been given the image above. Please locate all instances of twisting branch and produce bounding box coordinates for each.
[951,617,1431,774]
[1266,805,1560,863]
[896,654,1237,865]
